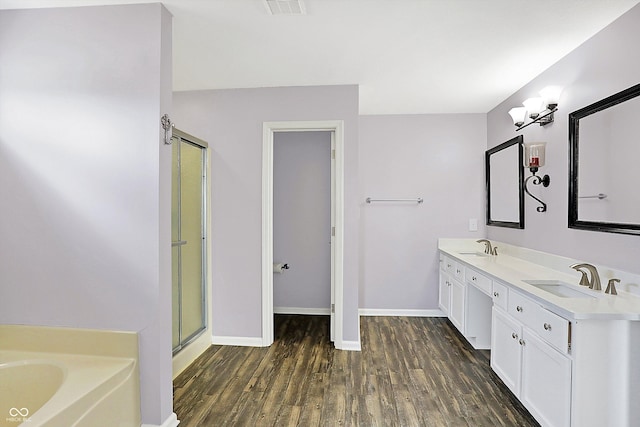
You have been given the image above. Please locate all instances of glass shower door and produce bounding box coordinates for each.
[172,130,207,354]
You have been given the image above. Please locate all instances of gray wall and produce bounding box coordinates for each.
[173,85,361,342]
[274,131,332,311]
[359,114,487,310]
[0,5,174,425]
[487,3,640,274]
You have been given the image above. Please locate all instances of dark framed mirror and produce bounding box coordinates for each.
[569,83,640,235]
[486,135,525,229]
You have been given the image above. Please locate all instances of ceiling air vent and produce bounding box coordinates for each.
[264,0,306,15]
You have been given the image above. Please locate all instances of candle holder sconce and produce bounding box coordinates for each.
[523,142,550,212]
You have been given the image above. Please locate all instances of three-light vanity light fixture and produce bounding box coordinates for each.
[508,86,563,131]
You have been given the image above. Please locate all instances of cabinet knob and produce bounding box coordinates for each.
[519,339,525,346]
[456,269,461,274]
[447,264,451,268]
[516,306,523,312]
[493,292,499,297]
[543,323,552,331]
[472,276,477,281]
[511,332,518,339]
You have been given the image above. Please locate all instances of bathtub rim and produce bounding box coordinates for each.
[0,350,139,426]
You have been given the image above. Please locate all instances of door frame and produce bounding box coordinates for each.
[262,120,344,348]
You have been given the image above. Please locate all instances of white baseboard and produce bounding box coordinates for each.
[337,340,361,351]
[359,308,445,317]
[274,307,331,315]
[142,412,179,427]
[212,335,264,347]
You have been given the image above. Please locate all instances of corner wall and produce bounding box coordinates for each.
[0,5,174,425]
[487,4,640,274]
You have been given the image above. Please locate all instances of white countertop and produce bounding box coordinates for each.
[439,240,640,321]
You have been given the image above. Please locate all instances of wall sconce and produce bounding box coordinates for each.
[509,86,563,131]
[523,142,550,212]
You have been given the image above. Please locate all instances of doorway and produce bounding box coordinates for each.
[262,120,345,349]
[273,131,332,338]
[172,129,208,354]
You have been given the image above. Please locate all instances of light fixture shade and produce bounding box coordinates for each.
[523,97,545,118]
[539,86,563,109]
[523,142,546,168]
[508,107,527,127]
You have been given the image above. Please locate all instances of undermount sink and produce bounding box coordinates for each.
[457,251,490,257]
[523,280,597,299]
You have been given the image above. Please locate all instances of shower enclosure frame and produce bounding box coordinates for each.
[172,128,208,355]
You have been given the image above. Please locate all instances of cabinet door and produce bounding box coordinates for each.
[490,307,522,396]
[439,273,451,315]
[449,278,465,333]
[520,330,572,427]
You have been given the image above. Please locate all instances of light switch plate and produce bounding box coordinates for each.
[469,218,478,232]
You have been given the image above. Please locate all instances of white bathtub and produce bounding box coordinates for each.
[0,326,141,427]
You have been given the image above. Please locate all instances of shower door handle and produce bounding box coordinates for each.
[172,240,188,247]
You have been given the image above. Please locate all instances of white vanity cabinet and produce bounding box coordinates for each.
[438,273,450,316]
[438,254,452,315]
[491,307,522,394]
[439,241,640,427]
[491,289,572,427]
[439,254,492,349]
[520,327,571,427]
[449,277,465,332]
[439,255,465,332]
[464,266,492,349]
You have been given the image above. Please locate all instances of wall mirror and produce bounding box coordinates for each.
[569,83,640,235]
[486,135,524,229]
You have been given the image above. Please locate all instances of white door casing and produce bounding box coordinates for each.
[262,120,344,348]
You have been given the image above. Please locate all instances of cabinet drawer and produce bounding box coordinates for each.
[443,256,464,280]
[508,290,538,329]
[492,281,508,311]
[453,262,465,281]
[466,268,491,296]
[443,256,455,274]
[531,307,570,354]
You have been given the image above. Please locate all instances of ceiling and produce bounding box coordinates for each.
[2,0,639,114]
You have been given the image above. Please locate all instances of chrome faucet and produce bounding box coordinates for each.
[476,239,497,255]
[570,263,602,291]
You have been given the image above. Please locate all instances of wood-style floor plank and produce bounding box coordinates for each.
[174,315,540,427]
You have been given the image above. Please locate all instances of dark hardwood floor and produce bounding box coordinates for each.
[173,315,540,426]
